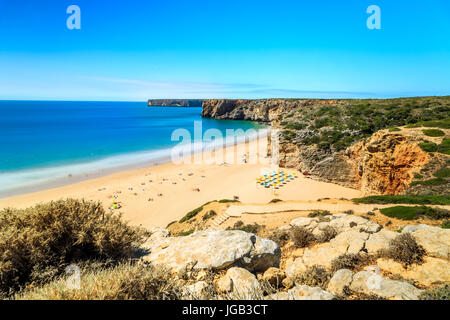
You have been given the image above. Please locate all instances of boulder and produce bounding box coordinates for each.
[402,224,450,259]
[329,215,381,233]
[290,217,318,231]
[217,267,262,298]
[349,271,422,300]
[327,269,354,296]
[142,230,280,273]
[376,257,450,287]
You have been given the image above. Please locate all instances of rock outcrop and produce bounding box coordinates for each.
[282,131,431,195]
[401,224,450,259]
[217,267,262,298]
[202,99,337,122]
[148,99,203,107]
[142,230,281,273]
[349,271,423,300]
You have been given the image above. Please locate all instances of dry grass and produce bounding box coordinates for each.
[315,226,338,243]
[377,233,426,268]
[296,265,332,289]
[0,199,148,297]
[330,253,373,273]
[289,226,315,248]
[268,229,291,247]
[16,263,183,300]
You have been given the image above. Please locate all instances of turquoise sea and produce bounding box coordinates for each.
[0,101,265,197]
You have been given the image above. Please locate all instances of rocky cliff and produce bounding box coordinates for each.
[148,99,203,107]
[202,99,334,122]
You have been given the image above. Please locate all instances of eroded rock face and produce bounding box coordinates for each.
[202,99,298,122]
[402,225,450,259]
[142,230,281,273]
[315,131,431,195]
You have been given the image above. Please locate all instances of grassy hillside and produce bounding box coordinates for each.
[279,96,450,153]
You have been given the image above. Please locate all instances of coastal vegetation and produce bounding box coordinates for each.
[279,96,450,153]
[0,199,147,298]
[377,233,426,267]
[379,206,450,220]
[353,195,450,205]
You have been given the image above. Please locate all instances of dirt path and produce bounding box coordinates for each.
[225,200,450,217]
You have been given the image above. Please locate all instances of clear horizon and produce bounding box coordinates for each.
[1,0,449,101]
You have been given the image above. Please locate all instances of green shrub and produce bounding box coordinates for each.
[179,230,194,236]
[389,127,401,132]
[438,138,450,155]
[284,122,307,130]
[441,220,450,229]
[380,206,450,220]
[410,177,447,186]
[179,201,214,223]
[308,210,331,218]
[353,195,450,205]
[202,210,217,221]
[0,199,147,297]
[419,141,438,152]
[377,233,426,267]
[419,285,450,300]
[217,199,240,203]
[422,129,445,137]
[166,221,177,228]
[433,168,450,178]
[229,221,263,234]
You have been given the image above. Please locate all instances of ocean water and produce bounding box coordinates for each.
[0,101,266,197]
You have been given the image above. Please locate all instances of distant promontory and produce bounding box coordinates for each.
[147,99,203,107]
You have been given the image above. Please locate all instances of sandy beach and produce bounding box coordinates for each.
[0,136,361,229]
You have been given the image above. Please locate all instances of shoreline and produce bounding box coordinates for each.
[0,127,270,198]
[0,134,362,229]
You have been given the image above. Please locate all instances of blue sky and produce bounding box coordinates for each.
[0,0,449,101]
